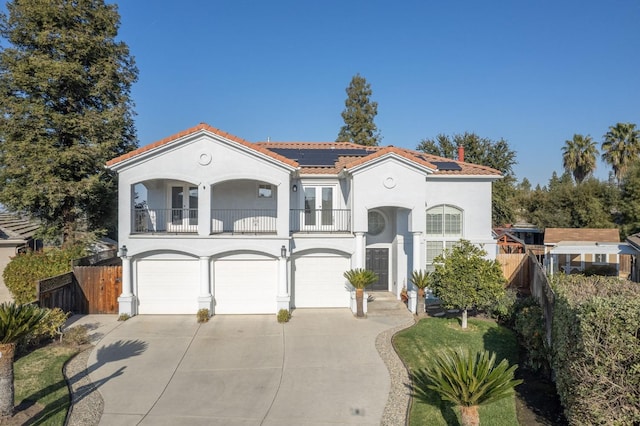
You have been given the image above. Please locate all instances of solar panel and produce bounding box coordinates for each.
[269,148,370,167]
[431,161,462,171]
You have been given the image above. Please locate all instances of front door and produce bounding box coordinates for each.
[303,186,335,230]
[169,185,198,232]
[366,248,389,291]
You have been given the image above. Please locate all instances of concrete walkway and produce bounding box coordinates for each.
[69,306,412,426]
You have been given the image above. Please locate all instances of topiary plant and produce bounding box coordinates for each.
[196,308,210,323]
[277,309,291,323]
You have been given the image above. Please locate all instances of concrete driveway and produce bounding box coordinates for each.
[71,308,411,425]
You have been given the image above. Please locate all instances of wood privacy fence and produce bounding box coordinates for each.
[496,253,530,293]
[38,253,121,314]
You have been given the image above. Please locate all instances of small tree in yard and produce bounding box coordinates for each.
[0,303,49,417]
[431,240,506,329]
[344,269,378,318]
[411,270,431,316]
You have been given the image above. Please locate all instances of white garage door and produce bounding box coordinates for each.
[293,254,351,308]
[137,260,200,314]
[214,259,278,314]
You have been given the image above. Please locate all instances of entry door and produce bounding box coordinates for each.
[169,185,198,232]
[303,186,335,230]
[366,248,389,291]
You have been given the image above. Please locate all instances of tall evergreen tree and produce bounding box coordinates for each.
[0,0,138,244]
[336,74,381,146]
[562,134,598,184]
[601,122,640,184]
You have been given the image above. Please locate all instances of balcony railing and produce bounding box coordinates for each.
[290,209,351,233]
[211,209,277,234]
[133,208,198,234]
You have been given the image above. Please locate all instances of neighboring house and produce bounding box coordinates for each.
[0,213,41,303]
[544,228,635,277]
[106,123,501,316]
[624,232,640,282]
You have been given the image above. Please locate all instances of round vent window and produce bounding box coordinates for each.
[368,211,385,236]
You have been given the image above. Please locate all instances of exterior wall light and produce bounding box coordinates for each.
[281,245,287,258]
[292,184,297,192]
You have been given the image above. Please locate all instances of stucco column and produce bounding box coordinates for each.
[277,249,290,311]
[198,184,211,236]
[354,232,365,269]
[412,232,423,280]
[198,256,213,313]
[117,254,136,316]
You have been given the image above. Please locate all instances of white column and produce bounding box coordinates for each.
[412,232,422,274]
[198,256,213,312]
[118,254,136,316]
[354,232,365,269]
[276,250,290,311]
[198,184,211,236]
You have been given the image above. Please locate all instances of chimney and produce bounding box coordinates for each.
[457,145,464,162]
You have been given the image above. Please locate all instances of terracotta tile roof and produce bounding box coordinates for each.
[106,123,298,168]
[544,228,620,244]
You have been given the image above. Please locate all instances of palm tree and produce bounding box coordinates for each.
[410,270,431,316]
[562,134,598,184]
[601,122,640,184]
[411,348,522,426]
[0,303,49,417]
[343,269,378,317]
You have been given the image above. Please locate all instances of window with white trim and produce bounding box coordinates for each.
[594,253,607,264]
[425,205,463,271]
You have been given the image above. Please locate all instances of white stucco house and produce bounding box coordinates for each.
[107,123,500,316]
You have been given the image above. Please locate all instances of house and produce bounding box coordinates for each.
[0,212,41,303]
[624,233,640,282]
[106,123,501,316]
[544,228,635,277]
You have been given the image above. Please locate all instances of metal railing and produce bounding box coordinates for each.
[290,209,351,233]
[211,209,277,234]
[133,208,198,233]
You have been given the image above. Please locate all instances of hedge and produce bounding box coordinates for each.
[3,246,85,304]
[551,275,640,425]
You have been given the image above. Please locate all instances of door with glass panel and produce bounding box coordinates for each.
[303,186,335,231]
[169,185,198,232]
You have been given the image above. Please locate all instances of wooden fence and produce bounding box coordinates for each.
[38,254,121,314]
[496,253,530,293]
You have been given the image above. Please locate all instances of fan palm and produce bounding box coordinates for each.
[601,122,640,184]
[410,270,431,316]
[0,303,49,417]
[411,348,522,426]
[562,134,598,184]
[343,268,378,317]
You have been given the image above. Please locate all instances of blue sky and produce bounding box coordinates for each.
[29,1,640,186]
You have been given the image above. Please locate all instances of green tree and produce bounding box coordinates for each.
[601,122,640,184]
[410,270,431,317]
[343,268,378,318]
[411,348,522,426]
[620,160,640,236]
[417,133,517,226]
[0,0,138,244]
[0,303,49,417]
[562,134,598,184]
[336,74,381,146]
[431,240,506,329]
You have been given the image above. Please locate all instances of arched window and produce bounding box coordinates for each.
[425,205,463,271]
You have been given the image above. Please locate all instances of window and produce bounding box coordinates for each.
[258,184,273,198]
[594,253,607,263]
[368,211,385,235]
[426,205,463,271]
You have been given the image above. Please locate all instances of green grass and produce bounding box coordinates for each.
[14,344,80,425]
[394,317,520,426]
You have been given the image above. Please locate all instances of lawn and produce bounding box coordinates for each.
[394,317,520,426]
[13,344,80,425]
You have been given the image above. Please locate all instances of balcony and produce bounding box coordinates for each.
[290,209,351,233]
[133,208,198,234]
[211,209,277,234]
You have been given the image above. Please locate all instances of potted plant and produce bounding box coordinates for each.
[343,268,378,318]
[411,270,431,317]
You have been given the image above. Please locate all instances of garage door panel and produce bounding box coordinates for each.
[214,260,277,314]
[137,260,200,314]
[293,255,350,308]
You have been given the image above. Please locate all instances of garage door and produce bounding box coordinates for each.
[137,260,200,314]
[293,254,350,308]
[214,259,277,314]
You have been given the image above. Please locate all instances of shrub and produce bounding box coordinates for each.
[582,264,618,276]
[62,325,89,346]
[512,298,550,374]
[488,288,517,324]
[31,308,69,343]
[196,308,210,323]
[551,274,640,425]
[3,245,86,304]
[277,309,291,323]
[117,313,130,321]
